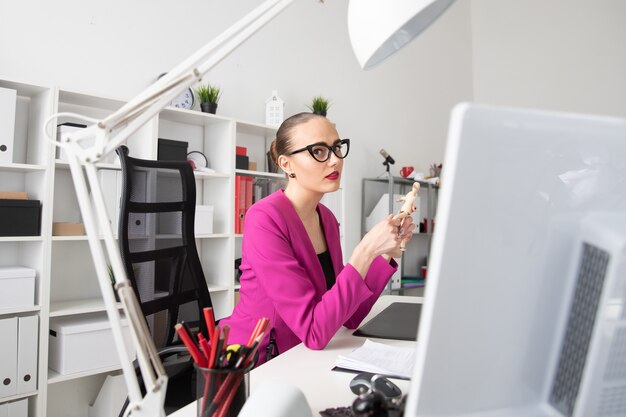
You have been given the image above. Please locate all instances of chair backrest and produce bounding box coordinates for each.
[116,145,212,348]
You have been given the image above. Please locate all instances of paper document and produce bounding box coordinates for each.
[334,339,415,379]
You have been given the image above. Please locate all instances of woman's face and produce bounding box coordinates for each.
[280,117,344,196]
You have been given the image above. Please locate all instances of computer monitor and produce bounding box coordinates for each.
[403,103,626,417]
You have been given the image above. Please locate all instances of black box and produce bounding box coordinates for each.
[0,199,41,236]
[158,138,188,162]
[236,155,249,170]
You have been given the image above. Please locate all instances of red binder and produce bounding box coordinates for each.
[238,176,246,234]
[235,176,242,234]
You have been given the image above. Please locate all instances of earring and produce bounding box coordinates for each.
[289,173,296,178]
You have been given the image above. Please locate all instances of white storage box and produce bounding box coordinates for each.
[0,266,36,309]
[49,313,134,375]
[195,205,214,235]
[159,205,214,235]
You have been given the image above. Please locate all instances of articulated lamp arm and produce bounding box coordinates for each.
[44,1,295,415]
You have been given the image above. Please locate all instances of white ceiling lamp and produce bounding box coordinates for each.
[348,0,457,70]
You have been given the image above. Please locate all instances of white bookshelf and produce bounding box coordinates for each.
[0,77,297,417]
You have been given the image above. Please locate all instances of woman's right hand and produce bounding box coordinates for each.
[349,215,402,277]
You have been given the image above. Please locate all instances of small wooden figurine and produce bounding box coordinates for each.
[393,182,420,251]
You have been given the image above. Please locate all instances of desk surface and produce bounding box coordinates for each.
[172,295,422,416]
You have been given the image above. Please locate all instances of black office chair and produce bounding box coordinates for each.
[115,145,213,414]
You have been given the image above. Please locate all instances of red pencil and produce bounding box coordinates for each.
[203,307,216,341]
[208,326,221,369]
[175,323,207,368]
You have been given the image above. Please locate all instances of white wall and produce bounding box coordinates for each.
[470,0,626,117]
[2,0,624,258]
[0,0,473,256]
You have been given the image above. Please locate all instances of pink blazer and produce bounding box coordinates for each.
[219,190,397,365]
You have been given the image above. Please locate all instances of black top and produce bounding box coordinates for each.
[317,250,335,290]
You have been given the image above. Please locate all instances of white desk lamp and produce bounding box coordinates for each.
[43,0,454,415]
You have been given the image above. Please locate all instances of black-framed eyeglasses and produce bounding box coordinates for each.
[287,139,350,163]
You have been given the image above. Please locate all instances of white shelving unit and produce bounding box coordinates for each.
[361,176,439,289]
[0,77,306,417]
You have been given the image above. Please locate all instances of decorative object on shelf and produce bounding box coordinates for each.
[307,95,331,117]
[400,166,414,178]
[0,86,17,163]
[236,146,250,170]
[265,90,284,127]
[187,150,214,173]
[429,162,442,178]
[196,83,222,114]
[157,73,195,110]
[107,264,121,302]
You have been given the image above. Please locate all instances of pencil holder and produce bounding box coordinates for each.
[194,361,254,417]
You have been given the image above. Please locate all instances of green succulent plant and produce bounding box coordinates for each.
[196,84,222,104]
[307,96,331,116]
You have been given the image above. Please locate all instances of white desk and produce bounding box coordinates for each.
[172,295,422,416]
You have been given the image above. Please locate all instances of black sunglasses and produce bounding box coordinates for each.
[287,139,350,163]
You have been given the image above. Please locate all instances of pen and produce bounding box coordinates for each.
[198,333,211,363]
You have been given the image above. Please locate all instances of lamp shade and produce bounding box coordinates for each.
[348,0,456,70]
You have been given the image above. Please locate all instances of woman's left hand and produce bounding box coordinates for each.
[387,217,416,259]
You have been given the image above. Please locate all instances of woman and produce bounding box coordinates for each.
[220,112,415,365]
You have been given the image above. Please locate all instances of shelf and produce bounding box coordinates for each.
[55,160,122,170]
[51,235,88,241]
[207,284,230,293]
[193,170,229,179]
[0,390,38,404]
[49,298,123,317]
[0,236,43,242]
[0,305,40,317]
[365,176,439,188]
[0,79,48,97]
[160,107,232,126]
[196,233,230,239]
[235,169,285,180]
[0,162,47,172]
[58,89,126,111]
[236,120,278,137]
[48,364,122,384]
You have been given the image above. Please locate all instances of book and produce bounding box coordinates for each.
[334,339,415,380]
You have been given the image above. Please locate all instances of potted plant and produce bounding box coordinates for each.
[308,96,331,116]
[196,83,222,114]
[107,263,120,302]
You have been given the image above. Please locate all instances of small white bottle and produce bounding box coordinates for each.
[265,90,284,127]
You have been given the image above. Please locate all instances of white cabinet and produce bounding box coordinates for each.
[0,77,282,417]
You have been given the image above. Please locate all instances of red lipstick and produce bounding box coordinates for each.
[325,171,339,180]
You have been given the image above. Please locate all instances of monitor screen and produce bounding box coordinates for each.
[404,103,626,417]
